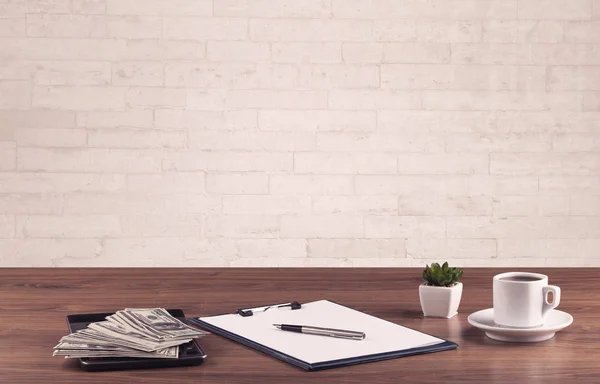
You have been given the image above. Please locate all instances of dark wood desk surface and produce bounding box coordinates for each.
[0,268,597,383]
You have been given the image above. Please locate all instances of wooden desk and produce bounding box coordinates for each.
[0,268,596,383]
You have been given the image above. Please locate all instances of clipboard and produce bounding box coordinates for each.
[188,300,457,371]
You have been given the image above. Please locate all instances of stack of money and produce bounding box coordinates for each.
[53,308,208,359]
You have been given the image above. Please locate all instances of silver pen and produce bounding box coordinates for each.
[273,324,365,341]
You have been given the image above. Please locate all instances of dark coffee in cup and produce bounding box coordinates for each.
[499,275,543,282]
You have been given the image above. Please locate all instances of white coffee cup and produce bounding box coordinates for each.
[493,272,561,328]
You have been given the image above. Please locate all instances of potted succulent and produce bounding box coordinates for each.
[419,262,464,318]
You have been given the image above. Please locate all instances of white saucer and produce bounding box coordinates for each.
[467,308,573,343]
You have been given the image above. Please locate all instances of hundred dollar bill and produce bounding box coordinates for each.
[67,326,190,352]
[58,353,177,359]
[108,312,164,341]
[54,342,125,351]
[88,321,176,352]
[54,348,178,359]
[53,342,179,359]
[123,308,207,339]
[88,322,156,349]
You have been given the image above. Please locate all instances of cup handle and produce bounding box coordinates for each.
[542,285,561,316]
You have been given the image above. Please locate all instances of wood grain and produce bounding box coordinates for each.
[0,268,597,383]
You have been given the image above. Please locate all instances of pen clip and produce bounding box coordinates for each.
[236,301,302,317]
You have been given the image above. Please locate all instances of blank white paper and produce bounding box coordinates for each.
[197,300,445,364]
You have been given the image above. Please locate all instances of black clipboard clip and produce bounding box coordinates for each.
[236,301,302,317]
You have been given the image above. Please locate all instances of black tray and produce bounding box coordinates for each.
[65,309,207,372]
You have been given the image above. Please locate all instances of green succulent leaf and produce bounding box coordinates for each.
[422,261,463,287]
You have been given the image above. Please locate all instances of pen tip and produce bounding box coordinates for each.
[273,324,281,329]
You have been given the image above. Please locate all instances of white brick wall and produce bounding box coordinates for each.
[1,0,599,267]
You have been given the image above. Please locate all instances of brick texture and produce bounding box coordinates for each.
[0,0,598,267]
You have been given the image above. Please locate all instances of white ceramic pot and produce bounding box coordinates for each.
[419,282,463,319]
